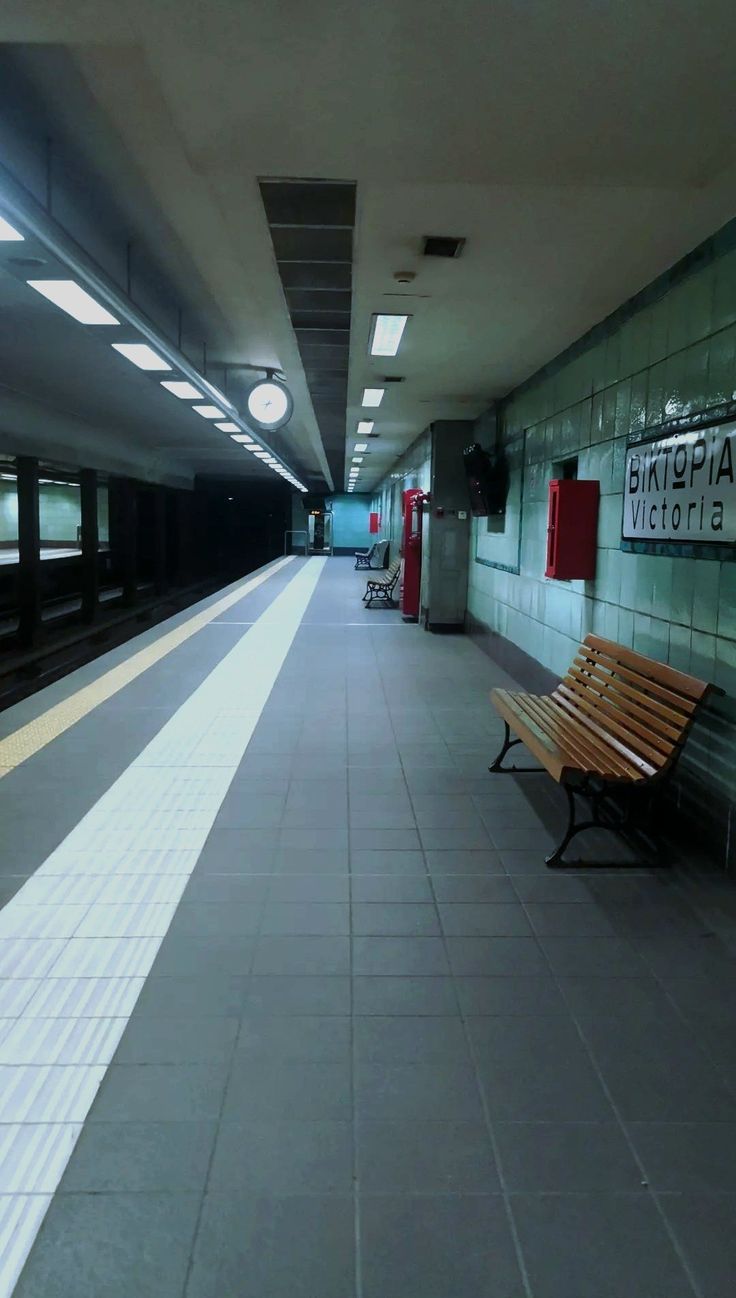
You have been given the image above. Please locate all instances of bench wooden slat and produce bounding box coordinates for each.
[583,645,699,713]
[492,689,570,781]
[567,665,682,745]
[585,635,710,703]
[557,677,675,762]
[529,694,645,779]
[570,657,688,729]
[516,694,627,777]
[551,688,658,778]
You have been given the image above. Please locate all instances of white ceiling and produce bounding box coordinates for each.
[1,0,736,492]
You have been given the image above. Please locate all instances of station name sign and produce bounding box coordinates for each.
[623,419,736,544]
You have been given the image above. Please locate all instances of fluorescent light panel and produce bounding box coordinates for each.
[0,216,24,241]
[27,280,119,325]
[354,443,368,453]
[216,422,241,433]
[192,404,225,419]
[112,342,171,371]
[230,433,255,443]
[362,388,384,407]
[370,314,408,357]
[357,421,374,436]
[161,380,203,399]
[352,456,364,463]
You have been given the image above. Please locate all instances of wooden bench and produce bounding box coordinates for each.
[355,539,388,570]
[363,559,401,607]
[488,634,714,867]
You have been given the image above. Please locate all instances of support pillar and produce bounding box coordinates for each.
[154,486,168,596]
[16,456,42,648]
[118,477,138,607]
[80,468,99,622]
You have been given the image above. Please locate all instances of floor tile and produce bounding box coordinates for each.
[89,1063,228,1122]
[355,1060,483,1121]
[222,1056,351,1121]
[512,1193,695,1298]
[187,1193,355,1298]
[113,1015,239,1064]
[350,875,434,903]
[352,935,449,975]
[357,1121,499,1193]
[353,1016,469,1062]
[495,1121,641,1191]
[259,902,349,935]
[60,1121,216,1192]
[237,1015,351,1060]
[208,1120,353,1194]
[253,935,350,975]
[439,902,533,936]
[661,1194,736,1298]
[350,849,427,875]
[360,1195,522,1298]
[457,976,567,1015]
[352,976,459,1016]
[445,936,547,975]
[245,975,351,1016]
[351,903,440,936]
[473,1017,613,1120]
[13,1192,201,1298]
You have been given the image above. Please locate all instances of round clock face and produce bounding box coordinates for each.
[246,380,292,429]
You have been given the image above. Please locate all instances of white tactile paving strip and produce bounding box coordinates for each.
[0,556,326,1298]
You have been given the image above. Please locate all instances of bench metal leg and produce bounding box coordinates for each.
[488,722,545,774]
[546,781,669,869]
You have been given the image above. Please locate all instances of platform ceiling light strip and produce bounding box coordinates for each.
[160,380,203,400]
[111,342,171,372]
[0,195,309,490]
[356,421,374,437]
[216,422,241,433]
[0,558,325,1295]
[26,280,120,326]
[354,443,368,453]
[362,388,384,408]
[0,215,24,241]
[229,433,254,443]
[369,313,408,357]
[192,404,225,420]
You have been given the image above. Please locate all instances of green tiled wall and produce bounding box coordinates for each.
[372,428,432,558]
[467,237,736,867]
[0,481,109,546]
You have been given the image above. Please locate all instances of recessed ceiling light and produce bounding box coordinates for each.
[369,314,408,357]
[216,422,241,433]
[362,388,384,408]
[352,456,364,464]
[192,404,225,419]
[27,279,119,325]
[354,443,368,453]
[0,216,24,241]
[357,421,374,437]
[253,451,270,459]
[161,380,203,399]
[230,433,254,443]
[112,342,171,371]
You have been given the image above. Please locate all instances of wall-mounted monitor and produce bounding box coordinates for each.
[462,442,508,517]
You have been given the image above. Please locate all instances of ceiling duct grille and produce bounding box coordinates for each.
[422,235,465,259]
[260,179,356,489]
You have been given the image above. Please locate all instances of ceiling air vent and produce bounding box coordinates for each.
[383,375,404,383]
[422,235,465,259]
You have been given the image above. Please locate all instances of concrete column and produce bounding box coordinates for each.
[154,485,168,596]
[80,468,99,622]
[118,477,138,607]
[16,456,42,648]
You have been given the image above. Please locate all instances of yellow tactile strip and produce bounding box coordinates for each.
[0,556,296,777]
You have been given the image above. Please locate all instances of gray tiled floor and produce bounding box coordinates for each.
[10,556,736,1296]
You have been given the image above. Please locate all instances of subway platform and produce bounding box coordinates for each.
[0,555,734,1297]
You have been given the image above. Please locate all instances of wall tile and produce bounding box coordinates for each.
[669,558,697,628]
[712,247,736,333]
[706,324,736,405]
[690,630,718,684]
[692,559,721,635]
[668,622,692,673]
[718,562,736,641]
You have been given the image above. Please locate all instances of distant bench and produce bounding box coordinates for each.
[363,559,401,608]
[355,539,388,570]
[488,634,714,867]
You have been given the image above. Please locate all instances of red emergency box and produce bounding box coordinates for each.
[545,479,599,580]
[369,511,380,535]
[402,488,425,620]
